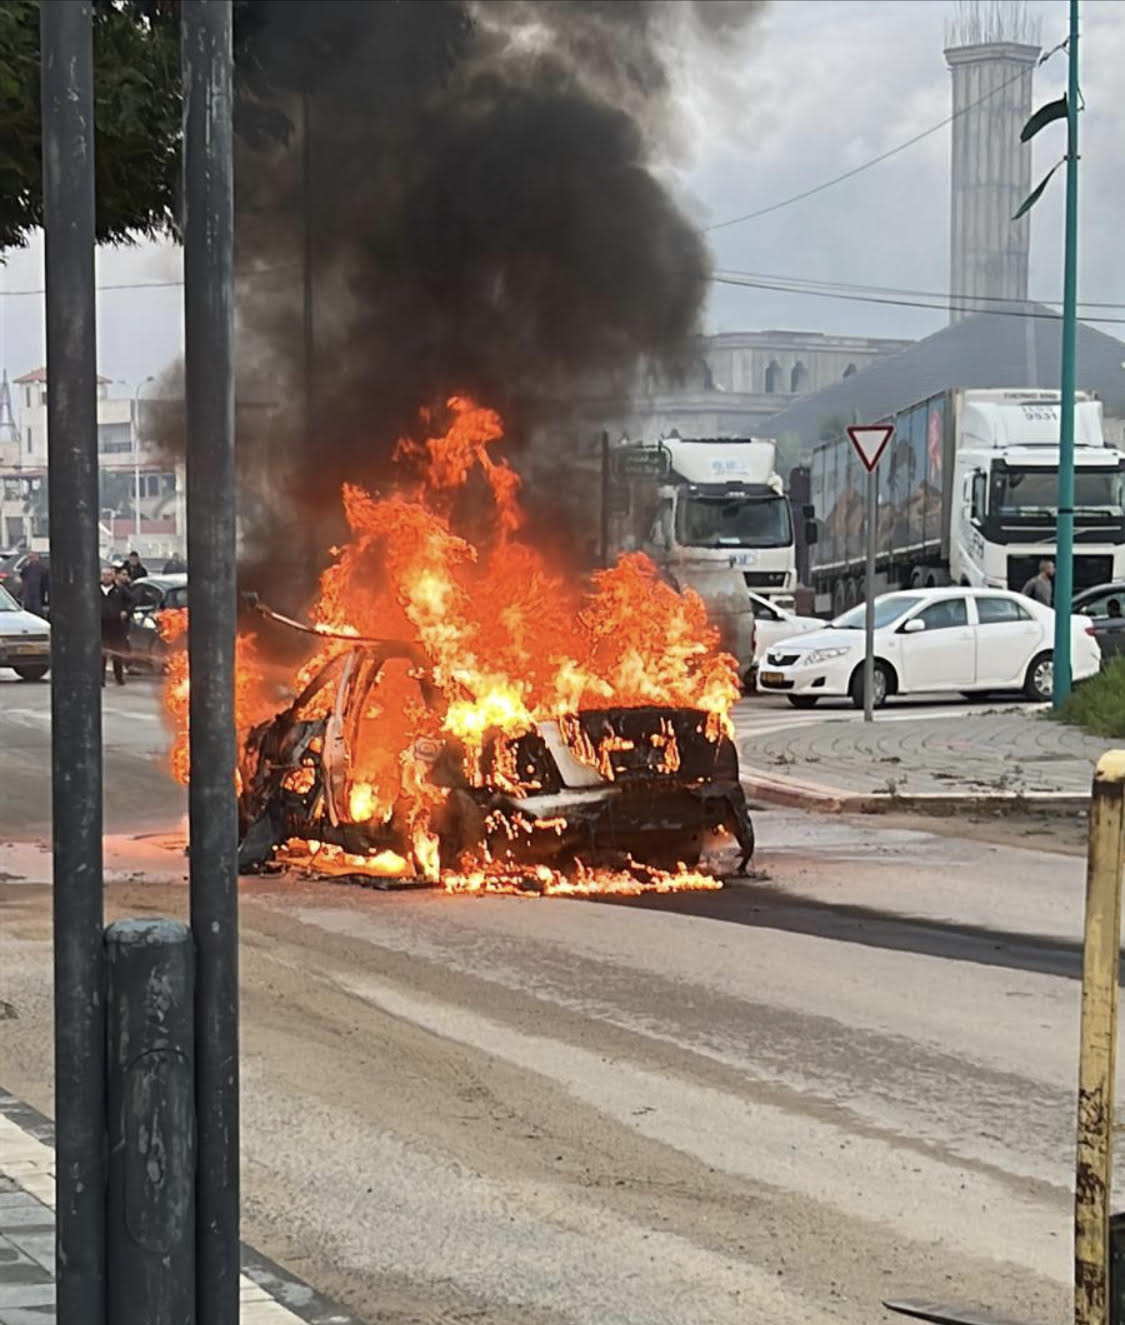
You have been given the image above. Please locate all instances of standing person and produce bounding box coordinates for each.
[19,551,49,617]
[99,566,131,686]
[1021,559,1055,606]
[163,553,186,574]
[124,549,148,581]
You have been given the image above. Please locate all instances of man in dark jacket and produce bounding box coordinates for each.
[100,566,132,685]
[19,552,48,617]
[124,549,148,581]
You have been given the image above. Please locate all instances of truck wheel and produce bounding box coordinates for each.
[787,696,819,709]
[849,662,889,710]
[1024,652,1053,703]
[832,581,846,617]
[14,665,49,682]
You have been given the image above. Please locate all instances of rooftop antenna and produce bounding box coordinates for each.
[946,0,1041,49]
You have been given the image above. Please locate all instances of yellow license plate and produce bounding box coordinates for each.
[759,670,785,686]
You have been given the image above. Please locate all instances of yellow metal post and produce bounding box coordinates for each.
[1076,752,1125,1325]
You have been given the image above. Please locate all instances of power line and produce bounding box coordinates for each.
[712,265,1125,311]
[0,265,298,298]
[710,270,1125,326]
[706,39,1062,234]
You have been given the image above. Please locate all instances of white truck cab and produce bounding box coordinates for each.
[952,390,1125,591]
[614,435,797,681]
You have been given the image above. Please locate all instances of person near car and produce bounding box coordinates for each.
[1109,598,1122,619]
[99,566,132,686]
[162,554,186,574]
[19,551,48,618]
[1021,559,1055,606]
[124,550,148,580]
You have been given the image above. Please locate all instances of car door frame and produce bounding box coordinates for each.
[896,594,977,693]
[971,593,1044,687]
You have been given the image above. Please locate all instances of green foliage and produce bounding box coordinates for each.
[0,0,182,251]
[1055,658,1125,738]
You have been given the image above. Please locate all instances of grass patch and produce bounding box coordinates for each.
[1054,659,1125,738]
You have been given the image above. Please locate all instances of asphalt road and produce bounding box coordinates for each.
[0,675,1095,1325]
[0,671,183,837]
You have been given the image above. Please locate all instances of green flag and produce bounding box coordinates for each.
[1013,160,1063,220]
[1020,96,1068,142]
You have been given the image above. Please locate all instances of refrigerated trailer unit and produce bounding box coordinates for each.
[808,388,1125,616]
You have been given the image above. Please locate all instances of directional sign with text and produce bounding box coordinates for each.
[847,424,894,473]
[614,446,670,481]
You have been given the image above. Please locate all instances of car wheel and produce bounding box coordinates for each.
[14,665,49,682]
[787,695,819,709]
[849,662,889,710]
[1024,652,1053,702]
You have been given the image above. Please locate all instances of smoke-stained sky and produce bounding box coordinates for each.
[2,0,1124,392]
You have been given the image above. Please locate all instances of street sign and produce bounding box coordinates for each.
[846,423,895,722]
[847,424,893,473]
[614,446,669,481]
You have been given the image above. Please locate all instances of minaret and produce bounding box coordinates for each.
[945,2,1040,323]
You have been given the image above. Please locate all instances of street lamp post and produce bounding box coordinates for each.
[131,376,154,543]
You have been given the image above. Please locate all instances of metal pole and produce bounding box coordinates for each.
[1074,750,1125,1325]
[1053,0,1080,707]
[863,464,877,723]
[302,88,318,583]
[105,920,196,1325]
[132,378,152,542]
[40,3,106,1322]
[600,430,610,568]
[182,5,238,1322]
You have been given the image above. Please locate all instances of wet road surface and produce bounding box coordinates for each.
[0,677,1097,1324]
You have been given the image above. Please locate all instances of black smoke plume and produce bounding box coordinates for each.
[179,0,763,597]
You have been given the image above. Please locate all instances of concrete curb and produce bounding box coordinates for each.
[742,773,1090,817]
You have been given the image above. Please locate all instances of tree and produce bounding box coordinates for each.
[0,0,183,252]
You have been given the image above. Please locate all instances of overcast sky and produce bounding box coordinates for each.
[1,0,1121,396]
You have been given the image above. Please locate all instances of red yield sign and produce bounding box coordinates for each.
[847,424,894,473]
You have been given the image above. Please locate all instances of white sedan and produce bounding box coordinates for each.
[0,584,51,681]
[746,591,823,662]
[757,587,1100,709]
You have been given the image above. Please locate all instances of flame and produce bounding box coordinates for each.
[161,396,741,895]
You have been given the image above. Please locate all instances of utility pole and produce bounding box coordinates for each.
[41,4,107,1322]
[1016,0,1081,706]
[1052,0,1080,707]
[131,376,154,542]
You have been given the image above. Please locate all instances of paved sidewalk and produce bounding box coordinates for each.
[0,1089,359,1325]
[734,706,1112,811]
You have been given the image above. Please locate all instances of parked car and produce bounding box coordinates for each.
[1073,582,1125,663]
[127,573,187,669]
[746,591,823,663]
[757,587,1100,709]
[0,583,51,681]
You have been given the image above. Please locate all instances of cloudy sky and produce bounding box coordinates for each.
[1,0,1122,397]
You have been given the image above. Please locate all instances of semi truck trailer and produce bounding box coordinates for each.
[808,388,1125,616]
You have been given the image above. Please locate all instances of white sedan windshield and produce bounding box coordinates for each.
[0,586,20,612]
[832,595,923,631]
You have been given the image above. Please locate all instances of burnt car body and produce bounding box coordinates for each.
[237,642,754,879]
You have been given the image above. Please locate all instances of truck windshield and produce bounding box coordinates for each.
[676,494,792,548]
[990,467,1125,516]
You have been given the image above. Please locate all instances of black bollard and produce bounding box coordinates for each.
[105,919,196,1325]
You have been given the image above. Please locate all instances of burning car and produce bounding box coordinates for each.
[164,397,753,893]
[236,635,754,882]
